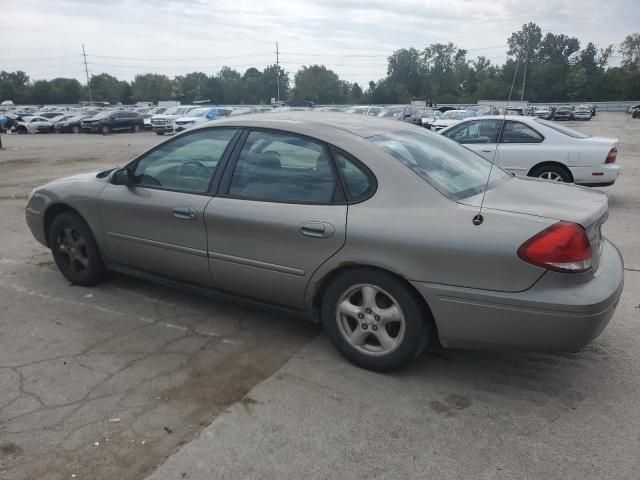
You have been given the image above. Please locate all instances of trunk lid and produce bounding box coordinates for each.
[460,176,608,270]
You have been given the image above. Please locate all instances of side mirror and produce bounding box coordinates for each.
[111,168,132,186]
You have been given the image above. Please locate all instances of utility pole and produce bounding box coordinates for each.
[520,40,529,101]
[276,41,280,103]
[82,44,92,103]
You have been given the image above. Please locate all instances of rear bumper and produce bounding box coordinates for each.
[411,239,624,352]
[571,164,620,186]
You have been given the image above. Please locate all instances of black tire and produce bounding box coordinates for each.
[321,268,432,372]
[101,124,110,135]
[530,164,572,183]
[16,127,28,134]
[132,124,141,133]
[155,131,164,136]
[49,212,106,286]
[72,125,80,134]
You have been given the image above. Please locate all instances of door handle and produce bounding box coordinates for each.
[481,149,494,153]
[300,222,335,239]
[172,206,197,220]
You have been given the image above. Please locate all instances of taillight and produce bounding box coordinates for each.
[518,221,592,273]
[605,147,617,164]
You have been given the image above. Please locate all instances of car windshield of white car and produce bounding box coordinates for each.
[534,118,591,139]
[441,111,468,120]
[368,129,510,201]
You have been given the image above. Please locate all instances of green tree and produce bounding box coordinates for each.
[216,67,243,103]
[90,73,125,103]
[620,33,640,69]
[293,65,343,104]
[31,80,51,104]
[131,74,173,103]
[174,72,209,103]
[262,64,289,103]
[48,78,83,104]
[387,48,427,98]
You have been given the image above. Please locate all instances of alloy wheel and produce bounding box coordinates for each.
[538,171,563,181]
[56,227,89,274]
[336,284,406,356]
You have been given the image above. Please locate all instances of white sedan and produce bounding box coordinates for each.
[14,116,53,134]
[430,109,475,132]
[439,115,620,186]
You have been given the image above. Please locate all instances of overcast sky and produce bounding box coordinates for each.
[2,0,637,86]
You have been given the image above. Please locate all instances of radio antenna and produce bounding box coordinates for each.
[473,52,522,226]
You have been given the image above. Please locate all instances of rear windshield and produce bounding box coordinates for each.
[367,129,510,200]
[534,118,590,138]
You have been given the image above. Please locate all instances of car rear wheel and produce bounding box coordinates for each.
[49,212,106,286]
[156,131,164,136]
[132,124,141,133]
[72,125,80,134]
[322,268,432,372]
[530,165,572,183]
[101,125,110,135]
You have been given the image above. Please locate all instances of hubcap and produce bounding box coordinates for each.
[538,171,563,181]
[336,284,406,356]
[56,227,89,274]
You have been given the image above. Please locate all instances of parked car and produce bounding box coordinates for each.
[533,106,553,120]
[553,106,573,120]
[142,107,167,130]
[430,109,475,132]
[151,106,198,135]
[172,107,221,132]
[14,116,53,134]
[25,112,624,371]
[54,114,91,133]
[573,105,592,121]
[420,109,441,130]
[376,106,422,125]
[627,104,640,114]
[439,116,620,186]
[81,111,144,134]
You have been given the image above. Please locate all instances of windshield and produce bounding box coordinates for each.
[163,107,181,115]
[377,108,404,118]
[93,111,112,119]
[534,118,591,138]
[187,108,212,117]
[441,110,470,120]
[367,129,510,200]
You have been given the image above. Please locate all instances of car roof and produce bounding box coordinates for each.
[190,111,419,138]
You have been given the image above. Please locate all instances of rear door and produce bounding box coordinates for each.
[99,127,239,285]
[204,129,348,309]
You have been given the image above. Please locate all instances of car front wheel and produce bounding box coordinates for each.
[322,269,432,372]
[101,125,110,134]
[49,212,106,286]
[72,125,80,134]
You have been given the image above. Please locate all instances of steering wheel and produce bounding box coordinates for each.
[178,160,208,178]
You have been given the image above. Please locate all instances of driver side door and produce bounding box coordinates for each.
[444,119,502,162]
[98,127,239,286]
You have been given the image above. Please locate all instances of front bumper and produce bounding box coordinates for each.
[152,124,173,133]
[411,239,624,352]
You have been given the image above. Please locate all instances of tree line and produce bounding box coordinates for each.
[1,24,639,106]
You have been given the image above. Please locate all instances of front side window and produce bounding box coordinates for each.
[229,130,338,203]
[133,128,237,192]
[367,129,510,200]
[443,120,502,144]
[500,121,543,143]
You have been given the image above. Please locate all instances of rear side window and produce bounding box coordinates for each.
[228,130,338,204]
[331,148,375,202]
[500,121,543,143]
